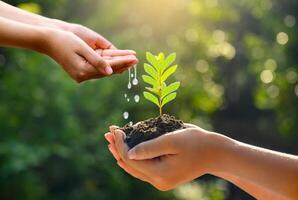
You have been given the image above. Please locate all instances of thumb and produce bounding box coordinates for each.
[80,45,113,75]
[127,134,178,160]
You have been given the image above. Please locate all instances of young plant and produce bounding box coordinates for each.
[142,52,180,116]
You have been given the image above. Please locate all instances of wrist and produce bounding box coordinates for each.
[32,27,57,55]
[47,18,72,31]
[201,130,237,175]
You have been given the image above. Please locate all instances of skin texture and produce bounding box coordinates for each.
[105,124,298,200]
[0,1,138,82]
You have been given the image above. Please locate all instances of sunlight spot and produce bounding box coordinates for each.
[188,1,201,15]
[185,28,199,42]
[221,42,236,60]
[284,15,296,28]
[260,70,274,84]
[276,32,289,45]
[286,69,298,84]
[267,85,279,98]
[196,60,209,73]
[18,3,41,14]
[264,58,277,71]
[205,0,218,7]
[174,182,205,199]
[212,30,226,43]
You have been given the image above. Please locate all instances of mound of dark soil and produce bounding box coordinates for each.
[121,114,185,148]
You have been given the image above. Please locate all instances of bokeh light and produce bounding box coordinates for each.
[284,15,296,28]
[260,69,274,84]
[276,32,289,45]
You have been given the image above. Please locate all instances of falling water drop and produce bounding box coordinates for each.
[132,78,138,85]
[132,65,139,85]
[131,73,134,78]
[124,93,127,98]
[127,98,130,102]
[127,82,132,89]
[129,121,133,126]
[127,68,132,89]
[134,95,140,103]
[123,112,129,119]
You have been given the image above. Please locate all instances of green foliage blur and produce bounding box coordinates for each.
[0,0,297,199]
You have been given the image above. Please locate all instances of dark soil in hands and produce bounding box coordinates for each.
[121,114,185,149]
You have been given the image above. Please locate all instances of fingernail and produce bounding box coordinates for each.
[128,149,136,159]
[104,133,109,139]
[128,50,136,55]
[105,66,113,75]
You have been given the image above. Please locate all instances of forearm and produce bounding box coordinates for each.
[0,1,67,30]
[0,16,48,53]
[210,133,298,199]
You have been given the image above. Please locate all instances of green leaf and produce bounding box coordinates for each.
[156,53,165,60]
[146,52,158,68]
[143,92,160,107]
[144,63,158,79]
[146,87,159,94]
[162,82,180,99]
[161,92,177,107]
[142,75,156,87]
[161,65,178,82]
[165,53,176,68]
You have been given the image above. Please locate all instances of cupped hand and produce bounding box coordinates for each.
[44,29,138,83]
[65,23,115,50]
[104,124,219,191]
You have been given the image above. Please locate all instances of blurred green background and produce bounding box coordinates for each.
[0,0,297,199]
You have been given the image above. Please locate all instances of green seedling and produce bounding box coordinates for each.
[142,52,180,116]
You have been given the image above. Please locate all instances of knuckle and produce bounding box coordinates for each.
[74,71,87,83]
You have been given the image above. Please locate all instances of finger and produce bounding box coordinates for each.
[96,49,136,57]
[78,45,113,76]
[114,129,129,161]
[95,35,114,49]
[109,125,119,133]
[79,60,105,80]
[105,132,115,144]
[107,56,138,71]
[114,129,161,176]
[108,144,121,161]
[127,133,179,160]
[69,54,102,83]
[117,159,151,182]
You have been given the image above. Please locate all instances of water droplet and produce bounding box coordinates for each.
[132,78,138,85]
[124,93,127,98]
[134,95,140,103]
[127,82,132,89]
[129,121,133,126]
[127,68,132,89]
[127,98,130,102]
[123,112,129,119]
[131,73,134,78]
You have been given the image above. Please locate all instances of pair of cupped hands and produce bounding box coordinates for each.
[42,22,138,83]
[104,124,218,191]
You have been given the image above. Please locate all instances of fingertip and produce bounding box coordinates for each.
[105,66,113,75]
[128,149,136,160]
[109,125,119,132]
